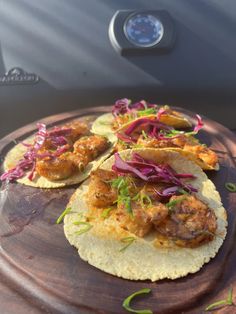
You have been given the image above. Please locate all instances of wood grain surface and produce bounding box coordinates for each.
[0,106,236,314]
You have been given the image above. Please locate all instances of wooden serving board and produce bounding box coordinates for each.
[0,106,236,314]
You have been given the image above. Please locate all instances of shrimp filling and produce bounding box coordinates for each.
[87,169,217,248]
[36,121,110,181]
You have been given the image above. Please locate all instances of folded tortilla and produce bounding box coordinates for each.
[92,113,218,171]
[3,138,113,188]
[91,110,191,138]
[64,148,227,281]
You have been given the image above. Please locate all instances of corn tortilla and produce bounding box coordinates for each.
[91,113,117,143]
[92,113,218,171]
[64,149,227,281]
[91,111,191,138]
[161,147,219,171]
[3,138,113,188]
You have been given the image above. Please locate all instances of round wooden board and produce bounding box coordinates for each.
[0,106,236,314]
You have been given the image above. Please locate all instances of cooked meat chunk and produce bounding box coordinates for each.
[36,155,76,180]
[36,134,109,181]
[115,199,168,237]
[87,169,118,208]
[133,202,168,226]
[156,195,217,247]
[63,120,89,142]
[62,152,89,170]
[115,202,152,237]
[137,133,197,149]
[73,135,109,161]
[136,133,218,169]
[183,144,218,169]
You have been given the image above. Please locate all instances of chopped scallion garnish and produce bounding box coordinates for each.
[137,108,156,117]
[178,188,189,195]
[205,287,234,311]
[166,197,186,211]
[73,221,92,235]
[132,192,152,208]
[119,237,136,252]
[111,177,133,215]
[225,182,236,192]
[141,130,148,139]
[101,207,114,219]
[122,288,153,313]
[56,207,72,224]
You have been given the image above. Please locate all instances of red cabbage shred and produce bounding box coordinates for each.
[1,123,72,182]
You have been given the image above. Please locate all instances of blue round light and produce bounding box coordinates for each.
[124,13,164,47]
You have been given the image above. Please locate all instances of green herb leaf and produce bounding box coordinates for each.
[205,287,234,311]
[132,193,140,201]
[122,288,153,314]
[225,182,236,192]
[205,300,229,311]
[111,177,132,215]
[132,192,152,208]
[137,108,156,117]
[185,131,197,136]
[119,237,136,252]
[178,188,189,195]
[227,287,233,304]
[122,196,132,215]
[111,177,125,189]
[101,207,114,219]
[141,130,148,139]
[56,207,72,224]
[163,129,184,138]
[73,221,92,235]
[166,197,186,211]
[140,193,152,208]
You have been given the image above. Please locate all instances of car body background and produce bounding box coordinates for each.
[0,0,236,138]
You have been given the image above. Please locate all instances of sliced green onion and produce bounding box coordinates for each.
[141,130,148,139]
[205,287,234,311]
[140,193,152,208]
[111,177,125,189]
[225,182,236,192]
[73,221,92,235]
[132,192,152,208]
[132,193,140,201]
[227,287,233,304]
[137,108,156,117]
[112,177,133,215]
[123,196,132,215]
[205,300,229,311]
[56,207,72,224]
[178,188,189,195]
[119,237,136,252]
[165,130,183,137]
[122,288,153,314]
[166,197,186,211]
[101,207,114,219]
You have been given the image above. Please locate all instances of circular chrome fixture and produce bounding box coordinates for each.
[124,13,164,48]
[109,10,176,55]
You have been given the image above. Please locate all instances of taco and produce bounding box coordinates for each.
[115,115,219,171]
[64,149,227,281]
[91,99,192,140]
[1,120,113,188]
